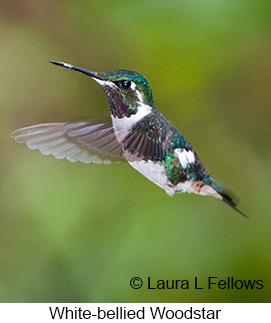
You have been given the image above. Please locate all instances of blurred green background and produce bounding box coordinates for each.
[1,0,270,302]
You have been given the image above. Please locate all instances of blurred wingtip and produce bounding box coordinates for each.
[10,128,20,142]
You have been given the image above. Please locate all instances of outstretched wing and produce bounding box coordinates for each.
[11,119,124,164]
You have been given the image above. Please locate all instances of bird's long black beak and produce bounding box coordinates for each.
[50,61,100,79]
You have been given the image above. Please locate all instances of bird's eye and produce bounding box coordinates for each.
[116,80,132,90]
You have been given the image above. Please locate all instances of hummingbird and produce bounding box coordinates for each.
[11,61,247,217]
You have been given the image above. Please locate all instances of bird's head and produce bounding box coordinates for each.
[50,61,154,118]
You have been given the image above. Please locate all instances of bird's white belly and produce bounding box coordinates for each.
[128,159,176,195]
[128,159,198,196]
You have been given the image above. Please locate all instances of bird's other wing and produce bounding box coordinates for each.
[11,119,124,164]
[122,113,169,162]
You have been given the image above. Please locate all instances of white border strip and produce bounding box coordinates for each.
[0,303,269,322]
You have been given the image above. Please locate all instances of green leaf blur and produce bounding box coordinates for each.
[2,0,271,302]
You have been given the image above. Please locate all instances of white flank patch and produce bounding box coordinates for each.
[175,180,194,194]
[175,148,195,168]
[112,102,152,139]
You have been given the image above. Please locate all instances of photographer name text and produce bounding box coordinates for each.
[130,276,264,290]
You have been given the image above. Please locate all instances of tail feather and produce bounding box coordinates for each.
[214,186,249,219]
